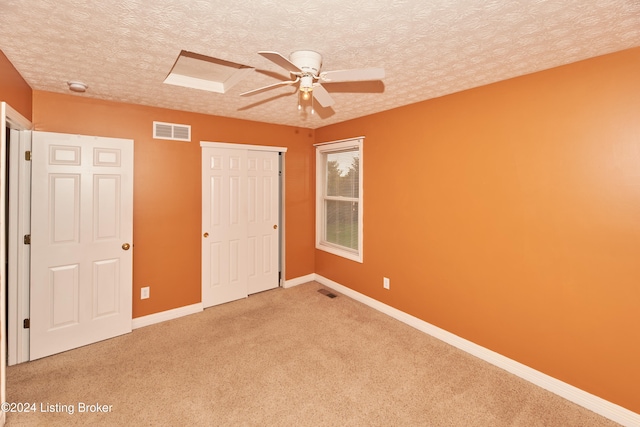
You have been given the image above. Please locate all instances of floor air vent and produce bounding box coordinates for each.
[153,121,191,142]
[318,289,337,298]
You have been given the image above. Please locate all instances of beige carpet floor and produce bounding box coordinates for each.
[6,282,621,426]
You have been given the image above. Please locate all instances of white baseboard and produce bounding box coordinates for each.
[132,303,203,330]
[314,274,640,427]
[283,273,316,288]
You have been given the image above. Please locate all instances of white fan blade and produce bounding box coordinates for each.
[258,51,302,74]
[240,78,298,97]
[312,84,335,107]
[320,68,385,83]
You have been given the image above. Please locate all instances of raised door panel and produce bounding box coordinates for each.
[49,264,80,328]
[93,259,120,318]
[94,175,121,241]
[50,174,80,244]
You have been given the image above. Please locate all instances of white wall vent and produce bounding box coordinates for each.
[153,121,191,142]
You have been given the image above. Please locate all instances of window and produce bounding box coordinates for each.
[315,137,363,262]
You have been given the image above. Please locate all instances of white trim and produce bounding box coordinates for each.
[7,129,31,366]
[200,141,287,152]
[314,274,640,427]
[315,138,364,263]
[1,103,32,415]
[283,274,316,288]
[2,103,31,130]
[314,136,365,147]
[4,104,32,367]
[1,103,8,415]
[131,303,203,330]
[279,154,286,288]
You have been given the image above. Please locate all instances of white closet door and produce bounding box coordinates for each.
[202,147,248,307]
[201,145,280,308]
[247,150,279,294]
[30,131,133,360]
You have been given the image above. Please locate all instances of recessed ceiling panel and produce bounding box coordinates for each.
[164,50,254,94]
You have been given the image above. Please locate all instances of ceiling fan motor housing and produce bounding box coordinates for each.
[289,50,322,76]
[242,49,383,109]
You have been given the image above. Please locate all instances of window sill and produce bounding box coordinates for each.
[316,242,363,263]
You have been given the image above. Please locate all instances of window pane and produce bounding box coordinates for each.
[325,200,358,250]
[326,150,359,198]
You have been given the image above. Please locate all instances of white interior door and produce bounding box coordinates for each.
[201,147,248,307]
[30,131,133,360]
[201,143,283,308]
[247,150,280,294]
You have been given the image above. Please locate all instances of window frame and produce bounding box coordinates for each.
[315,137,363,263]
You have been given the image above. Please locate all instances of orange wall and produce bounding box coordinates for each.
[32,91,316,318]
[315,47,640,413]
[0,49,32,120]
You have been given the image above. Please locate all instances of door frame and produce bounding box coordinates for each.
[1,102,32,425]
[7,127,31,366]
[200,141,288,302]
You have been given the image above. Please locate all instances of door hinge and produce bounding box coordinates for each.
[25,151,31,161]
[23,318,30,329]
[24,234,31,245]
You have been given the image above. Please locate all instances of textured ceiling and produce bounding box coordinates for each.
[1,0,639,129]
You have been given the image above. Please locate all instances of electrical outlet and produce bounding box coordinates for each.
[141,286,150,299]
[383,277,390,290]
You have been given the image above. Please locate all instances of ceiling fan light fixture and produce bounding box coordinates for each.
[300,75,313,93]
[297,75,315,114]
[299,74,314,104]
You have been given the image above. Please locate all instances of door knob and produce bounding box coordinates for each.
[203,232,209,238]
[122,243,131,250]
[273,225,278,229]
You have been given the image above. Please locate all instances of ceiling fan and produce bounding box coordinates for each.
[240,50,385,112]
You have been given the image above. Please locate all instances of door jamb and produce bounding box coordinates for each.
[1,102,32,425]
[7,127,31,366]
[3,103,32,367]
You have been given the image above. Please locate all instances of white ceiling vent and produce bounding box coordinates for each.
[153,121,191,142]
